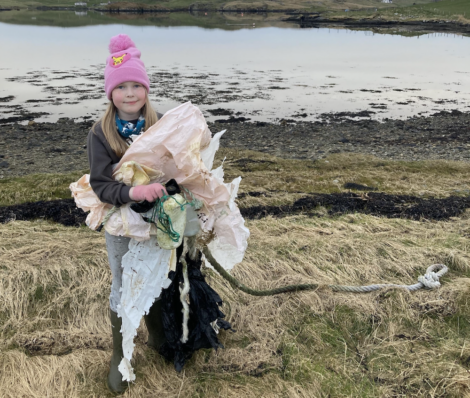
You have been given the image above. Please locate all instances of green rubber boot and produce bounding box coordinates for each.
[144,299,167,351]
[107,310,128,394]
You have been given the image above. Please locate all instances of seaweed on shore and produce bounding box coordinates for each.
[242,192,470,221]
[1,192,470,227]
[0,199,85,226]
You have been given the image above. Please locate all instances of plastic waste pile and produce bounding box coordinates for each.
[70,102,250,381]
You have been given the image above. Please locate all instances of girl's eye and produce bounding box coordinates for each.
[134,84,141,88]
[118,86,124,89]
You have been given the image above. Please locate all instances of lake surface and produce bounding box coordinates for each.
[0,12,469,123]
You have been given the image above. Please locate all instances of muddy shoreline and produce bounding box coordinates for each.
[0,109,469,178]
[288,17,470,35]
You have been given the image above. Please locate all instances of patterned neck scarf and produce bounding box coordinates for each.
[115,114,145,138]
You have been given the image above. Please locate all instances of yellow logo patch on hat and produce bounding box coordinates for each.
[113,53,127,66]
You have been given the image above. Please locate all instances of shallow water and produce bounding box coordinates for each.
[0,14,469,123]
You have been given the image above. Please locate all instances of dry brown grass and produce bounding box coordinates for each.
[1,209,470,396]
[1,151,470,396]
[456,15,470,24]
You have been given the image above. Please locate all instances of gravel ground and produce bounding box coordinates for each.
[218,110,470,161]
[0,109,469,178]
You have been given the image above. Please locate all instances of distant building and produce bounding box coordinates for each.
[382,0,393,3]
[74,2,87,6]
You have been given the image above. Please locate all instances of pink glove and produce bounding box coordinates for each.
[130,183,168,202]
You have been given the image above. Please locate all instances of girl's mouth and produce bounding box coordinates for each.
[125,101,137,105]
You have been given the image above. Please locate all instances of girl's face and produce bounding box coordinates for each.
[111,81,147,120]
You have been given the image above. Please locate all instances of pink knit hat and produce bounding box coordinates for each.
[104,34,150,100]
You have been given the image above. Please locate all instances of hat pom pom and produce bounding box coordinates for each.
[109,34,135,53]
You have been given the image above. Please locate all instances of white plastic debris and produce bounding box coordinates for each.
[105,203,153,241]
[184,206,201,237]
[69,174,111,230]
[70,101,250,269]
[114,161,164,186]
[69,102,251,381]
[200,129,226,171]
[117,237,172,382]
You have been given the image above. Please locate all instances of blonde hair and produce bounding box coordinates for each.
[92,95,158,157]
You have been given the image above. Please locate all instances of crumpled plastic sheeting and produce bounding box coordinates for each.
[114,161,164,187]
[70,102,249,270]
[69,174,111,230]
[69,179,154,241]
[113,101,250,270]
[200,130,225,172]
[117,237,172,382]
[208,176,250,271]
[104,204,153,242]
[70,102,250,381]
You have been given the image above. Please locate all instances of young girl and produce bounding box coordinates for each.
[87,34,167,394]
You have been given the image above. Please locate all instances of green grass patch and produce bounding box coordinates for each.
[333,0,470,23]
[421,0,470,15]
[2,151,470,211]
[0,170,86,206]
[0,0,449,15]
[0,8,250,29]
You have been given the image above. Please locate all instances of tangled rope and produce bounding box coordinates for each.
[97,185,201,239]
[202,248,448,296]
[180,186,203,210]
[146,194,187,243]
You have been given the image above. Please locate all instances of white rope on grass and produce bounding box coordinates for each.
[203,247,449,296]
[329,264,448,293]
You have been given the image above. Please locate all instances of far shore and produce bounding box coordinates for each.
[0,4,468,34]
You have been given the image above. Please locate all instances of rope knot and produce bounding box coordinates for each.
[417,264,448,289]
[417,273,440,289]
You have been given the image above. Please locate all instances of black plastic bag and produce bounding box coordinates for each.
[159,244,234,372]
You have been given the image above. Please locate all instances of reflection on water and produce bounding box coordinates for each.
[0,18,469,123]
[0,9,298,30]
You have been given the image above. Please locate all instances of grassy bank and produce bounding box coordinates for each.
[0,0,461,15]
[0,0,467,28]
[329,0,470,24]
[0,151,470,396]
[2,150,470,207]
[0,8,293,29]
